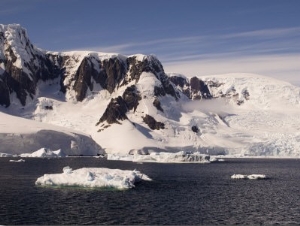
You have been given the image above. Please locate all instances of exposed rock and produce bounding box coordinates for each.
[0,24,59,106]
[73,57,94,101]
[169,74,211,100]
[143,114,165,130]
[122,85,141,112]
[101,57,127,93]
[0,77,10,107]
[153,98,164,112]
[190,76,212,100]
[127,55,179,100]
[191,125,199,133]
[96,96,128,125]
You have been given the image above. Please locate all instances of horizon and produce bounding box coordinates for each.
[0,0,299,85]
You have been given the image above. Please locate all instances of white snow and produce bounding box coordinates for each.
[2,71,300,157]
[107,151,210,163]
[20,148,65,158]
[0,111,103,156]
[1,25,300,158]
[35,167,152,189]
[9,159,25,162]
[231,174,268,179]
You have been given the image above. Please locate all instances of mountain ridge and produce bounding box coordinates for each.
[1,24,300,157]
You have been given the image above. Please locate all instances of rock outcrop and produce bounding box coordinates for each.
[169,74,212,100]
[143,114,165,130]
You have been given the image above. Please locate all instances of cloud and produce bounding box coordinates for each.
[59,27,300,86]
[182,98,233,115]
[163,53,300,86]
[221,27,300,39]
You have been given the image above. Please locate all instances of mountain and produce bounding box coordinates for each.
[1,24,300,157]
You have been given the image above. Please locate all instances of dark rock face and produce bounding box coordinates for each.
[0,76,10,107]
[153,98,164,112]
[101,57,127,93]
[73,57,95,101]
[169,75,212,100]
[127,55,179,100]
[190,76,212,100]
[143,114,165,130]
[169,76,188,88]
[169,75,190,98]
[96,96,128,125]
[191,125,199,133]
[96,85,141,125]
[122,85,141,112]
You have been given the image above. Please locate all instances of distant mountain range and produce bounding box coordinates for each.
[1,24,300,157]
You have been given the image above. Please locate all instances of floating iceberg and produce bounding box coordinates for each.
[9,159,25,162]
[231,174,268,180]
[35,167,151,189]
[20,148,65,158]
[107,151,210,163]
[0,153,15,157]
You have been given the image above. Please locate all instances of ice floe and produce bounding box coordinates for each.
[107,151,211,163]
[20,148,65,158]
[9,159,25,162]
[231,174,268,179]
[35,167,151,189]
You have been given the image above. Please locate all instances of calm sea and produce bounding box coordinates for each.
[0,157,300,225]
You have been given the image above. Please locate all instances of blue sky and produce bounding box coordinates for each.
[1,0,299,85]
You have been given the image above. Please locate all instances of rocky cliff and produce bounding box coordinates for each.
[0,24,213,127]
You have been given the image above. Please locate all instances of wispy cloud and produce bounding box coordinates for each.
[163,53,300,86]
[60,27,300,86]
[70,26,300,58]
[222,27,300,39]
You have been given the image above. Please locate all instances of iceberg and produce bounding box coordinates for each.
[20,148,65,158]
[35,167,151,189]
[231,174,268,179]
[0,153,15,157]
[107,151,210,163]
[9,159,25,162]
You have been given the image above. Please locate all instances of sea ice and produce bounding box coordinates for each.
[35,167,151,189]
[9,159,25,162]
[107,151,210,163]
[20,148,65,158]
[231,174,268,179]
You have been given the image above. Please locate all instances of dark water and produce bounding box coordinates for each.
[0,158,300,225]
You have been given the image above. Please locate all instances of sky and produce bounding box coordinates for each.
[1,0,299,85]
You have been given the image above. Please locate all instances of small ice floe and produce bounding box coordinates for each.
[35,167,151,189]
[231,174,268,180]
[20,148,65,158]
[9,159,25,162]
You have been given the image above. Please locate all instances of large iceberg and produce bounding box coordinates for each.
[35,167,151,189]
[107,151,211,163]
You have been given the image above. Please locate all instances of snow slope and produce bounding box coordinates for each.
[201,73,300,157]
[1,69,300,157]
[0,111,103,156]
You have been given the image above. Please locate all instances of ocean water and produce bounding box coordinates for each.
[0,157,300,225]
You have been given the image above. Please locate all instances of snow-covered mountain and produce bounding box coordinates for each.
[1,24,300,157]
